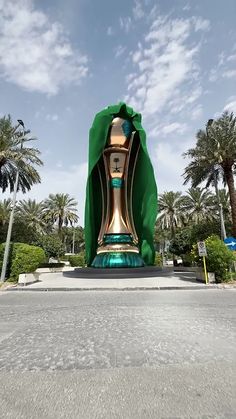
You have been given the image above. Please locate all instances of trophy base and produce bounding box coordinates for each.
[91,252,145,268]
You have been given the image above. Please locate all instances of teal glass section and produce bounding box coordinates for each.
[110,178,123,188]
[122,120,133,138]
[91,252,145,268]
[103,234,132,244]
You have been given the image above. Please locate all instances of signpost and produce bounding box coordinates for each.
[224,237,236,251]
[224,237,236,273]
[197,241,208,284]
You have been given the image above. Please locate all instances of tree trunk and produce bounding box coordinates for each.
[171,219,177,266]
[0,158,7,169]
[224,166,236,237]
[58,217,63,238]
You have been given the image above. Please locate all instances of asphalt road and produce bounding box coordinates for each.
[0,289,235,418]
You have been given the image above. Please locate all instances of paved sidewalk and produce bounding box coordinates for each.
[7,270,221,291]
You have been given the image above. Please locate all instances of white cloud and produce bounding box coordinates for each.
[209,47,236,83]
[124,15,207,126]
[149,122,188,138]
[107,26,114,36]
[46,113,58,121]
[209,68,218,82]
[153,141,191,193]
[114,45,126,58]
[191,104,203,120]
[133,0,145,20]
[223,69,236,79]
[162,122,188,135]
[119,17,132,33]
[0,0,88,95]
[223,100,236,113]
[183,4,191,11]
[227,54,236,62]
[192,17,210,32]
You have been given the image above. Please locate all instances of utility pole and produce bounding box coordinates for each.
[0,120,25,282]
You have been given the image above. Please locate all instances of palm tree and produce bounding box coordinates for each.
[218,189,231,220]
[181,187,214,224]
[44,193,79,236]
[183,112,236,237]
[158,191,183,238]
[16,199,46,234]
[0,198,12,226]
[0,115,43,193]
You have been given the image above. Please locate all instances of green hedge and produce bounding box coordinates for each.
[191,235,236,282]
[68,253,86,267]
[10,244,46,280]
[38,262,65,268]
[0,243,25,279]
[60,254,70,261]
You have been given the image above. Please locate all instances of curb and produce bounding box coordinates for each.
[4,285,225,292]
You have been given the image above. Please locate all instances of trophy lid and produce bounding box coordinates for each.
[108,117,133,146]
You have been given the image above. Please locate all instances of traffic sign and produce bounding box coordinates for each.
[224,237,236,251]
[197,241,207,257]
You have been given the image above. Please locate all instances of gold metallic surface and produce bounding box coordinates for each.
[106,187,129,234]
[104,149,128,179]
[97,164,105,245]
[128,140,140,244]
[97,244,139,254]
[124,132,139,244]
[96,117,140,255]
[108,117,129,147]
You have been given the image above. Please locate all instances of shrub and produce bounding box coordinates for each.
[191,235,236,282]
[10,244,46,280]
[60,254,70,261]
[35,235,65,259]
[182,253,193,267]
[68,252,86,267]
[0,242,25,279]
[38,262,65,268]
[169,229,192,256]
[154,253,163,267]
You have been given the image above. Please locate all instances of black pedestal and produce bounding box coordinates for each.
[63,267,172,279]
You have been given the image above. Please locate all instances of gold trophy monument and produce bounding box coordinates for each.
[91,117,145,268]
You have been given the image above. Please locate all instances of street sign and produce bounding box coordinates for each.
[197,241,207,257]
[224,237,236,251]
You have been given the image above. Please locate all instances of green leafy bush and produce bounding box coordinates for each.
[169,229,192,257]
[0,242,24,279]
[68,252,86,267]
[154,253,163,267]
[182,253,193,267]
[35,235,64,259]
[60,254,70,261]
[38,262,65,268]
[10,244,46,280]
[191,235,236,282]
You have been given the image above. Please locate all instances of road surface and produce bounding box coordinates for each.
[0,289,235,418]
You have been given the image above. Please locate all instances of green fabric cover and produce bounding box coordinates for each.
[84,102,158,266]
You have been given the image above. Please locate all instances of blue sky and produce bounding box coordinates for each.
[0,0,236,224]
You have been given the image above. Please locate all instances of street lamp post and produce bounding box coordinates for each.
[206,119,227,241]
[0,120,25,282]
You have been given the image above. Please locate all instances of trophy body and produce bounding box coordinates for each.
[91,117,144,268]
